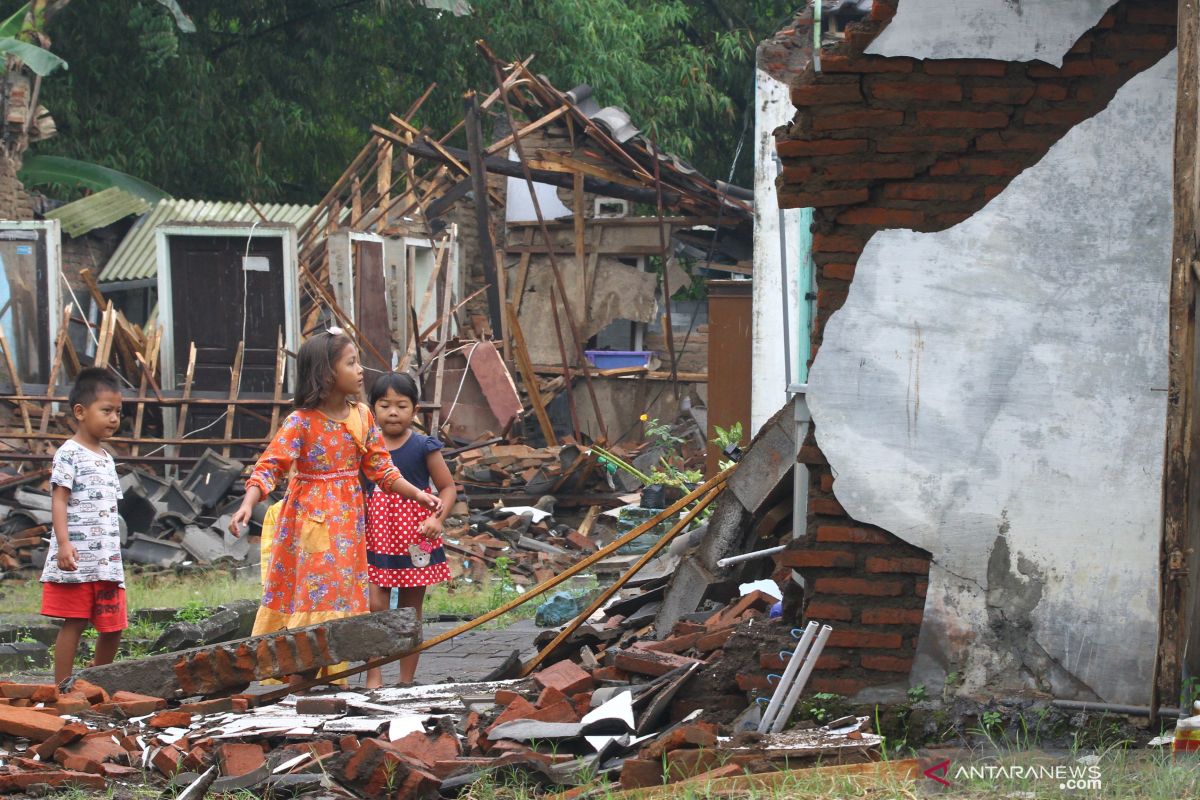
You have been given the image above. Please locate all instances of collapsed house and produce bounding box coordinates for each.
[690,0,1181,712]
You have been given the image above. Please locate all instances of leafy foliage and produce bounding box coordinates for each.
[21,0,794,202]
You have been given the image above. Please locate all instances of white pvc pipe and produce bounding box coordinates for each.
[717,545,787,568]
[757,621,818,733]
[771,624,833,733]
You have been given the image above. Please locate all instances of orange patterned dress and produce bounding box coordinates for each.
[247,404,401,637]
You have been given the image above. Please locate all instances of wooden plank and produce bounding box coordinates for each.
[484,105,570,156]
[653,138,680,397]
[130,326,161,457]
[465,90,505,339]
[550,288,581,441]
[221,341,244,458]
[377,141,393,212]
[172,343,197,456]
[270,329,286,437]
[0,319,32,435]
[573,172,586,315]
[1154,0,1199,724]
[512,229,534,316]
[39,304,71,439]
[428,264,455,434]
[416,233,450,332]
[506,301,557,446]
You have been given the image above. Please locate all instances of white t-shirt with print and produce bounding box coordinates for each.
[40,439,125,586]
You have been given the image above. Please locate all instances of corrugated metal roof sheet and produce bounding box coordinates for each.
[44,187,152,238]
[98,199,316,282]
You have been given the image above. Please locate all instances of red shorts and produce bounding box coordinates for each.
[41,581,127,633]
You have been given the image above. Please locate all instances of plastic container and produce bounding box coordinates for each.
[1173,704,1200,759]
[584,350,652,369]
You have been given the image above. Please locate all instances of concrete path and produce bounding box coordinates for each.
[349,618,541,687]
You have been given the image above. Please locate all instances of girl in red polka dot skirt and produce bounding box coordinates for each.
[363,372,456,688]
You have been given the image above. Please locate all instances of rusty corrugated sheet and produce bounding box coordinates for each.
[98,198,315,282]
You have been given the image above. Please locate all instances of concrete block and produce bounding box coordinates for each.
[75,608,420,700]
[652,557,721,639]
[726,397,798,514]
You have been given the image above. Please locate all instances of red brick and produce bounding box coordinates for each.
[494,689,522,706]
[1105,33,1172,51]
[590,666,628,682]
[815,525,891,544]
[862,654,913,672]
[969,85,1036,104]
[861,607,925,625]
[809,677,869,696]
[960,158,1024,177]
[1034,82,1070,101]
[975,131,1057,151]
[695,626,735,652]
[487,696,538,731]
[1126,7,1177,25]
[152,744,185,777]
[916,579,928,597]
[776,549,855,568]
[805,601,854,622]
[791,82,864,105]
[877,135,968,153]
[929,158,961,176]
[530,699,580,724]
[33,722,89,760]
[837,207,924,227]
[531,660,593,696]
[812,577,904,597]
[779,188,870,207]
[882,182,977,202]
[813,109,904,131]
[535,685,569,709]
[865,556,930,574]
[612,648,701,677]
[54,692,91,715]
[295,696,348,715]
[819,161,916,181]
[0,704,66,741]
[1027,58,1117,78]
[869,81,962,102]
[0,771,106,793]
[735,672,773,692]
[149,710,193,728]
[640,722,718,759]
[923,60,1007,77]
[0,682,52,699]
[340,735,361,752]
[217,743,265,777]
[820,54,915,73]
[822,262,856,281]
[811,233,865,253]
[30,685,60,704]
[828,629,903,649]
[917,110,1009,129]
[621,757,665,789]
[870,0,896,21]
[1023,106,1089,126]
[389,731,460,768]
[776,138,869,157]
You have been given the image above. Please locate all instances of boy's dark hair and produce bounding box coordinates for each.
[368,371,420,408]
[69,367,122,409]
[294,330,355,409]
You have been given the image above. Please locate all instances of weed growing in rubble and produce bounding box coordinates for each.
[173,600,209,624]
[906,683,927,703]
[488,557,519,609]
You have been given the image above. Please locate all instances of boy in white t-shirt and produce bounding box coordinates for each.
[41,368,126,683]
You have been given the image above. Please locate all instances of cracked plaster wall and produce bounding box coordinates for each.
[806,51,1174,705]
[867,0,1114,65]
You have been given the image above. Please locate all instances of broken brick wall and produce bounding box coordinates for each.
[770,0,1177,698]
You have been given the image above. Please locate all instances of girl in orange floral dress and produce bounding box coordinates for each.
[228,331,439,673]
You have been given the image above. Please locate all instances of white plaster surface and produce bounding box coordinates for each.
[867,0,1113,66]
[807,52,1175,705]
[752,66,805,435]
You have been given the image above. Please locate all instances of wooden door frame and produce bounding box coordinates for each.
[1153,6,1196,722]
[0,220,61,383]
[154,224,300,401]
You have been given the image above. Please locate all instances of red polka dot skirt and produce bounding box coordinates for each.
[365,490,451,588]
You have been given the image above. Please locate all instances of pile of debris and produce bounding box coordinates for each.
[0,590,911,799]
[0,449,256,573]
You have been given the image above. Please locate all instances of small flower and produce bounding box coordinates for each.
[639,413,649,422]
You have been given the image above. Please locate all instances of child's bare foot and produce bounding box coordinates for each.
[364,667,383,689]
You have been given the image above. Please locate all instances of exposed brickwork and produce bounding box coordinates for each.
[772,0,1176,698]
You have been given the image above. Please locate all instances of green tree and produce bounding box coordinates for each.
[21,0,794,203]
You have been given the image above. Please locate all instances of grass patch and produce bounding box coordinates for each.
[0,569,262,617]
